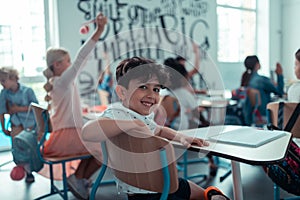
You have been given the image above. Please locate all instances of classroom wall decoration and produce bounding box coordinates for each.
[66,0,223,103]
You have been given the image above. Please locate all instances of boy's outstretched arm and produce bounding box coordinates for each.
[188,42,200,78]
[82,118,152,142]
[156,126,209,148]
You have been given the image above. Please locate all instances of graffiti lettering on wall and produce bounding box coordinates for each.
[77,0,211,101]
[77,0,209,54]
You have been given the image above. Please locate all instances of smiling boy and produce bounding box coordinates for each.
[82,57,230,200]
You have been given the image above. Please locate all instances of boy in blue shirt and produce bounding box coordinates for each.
[0,66,39,183]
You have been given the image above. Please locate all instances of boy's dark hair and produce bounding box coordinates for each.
[116,57,169,88]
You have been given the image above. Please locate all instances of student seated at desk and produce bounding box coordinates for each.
[161,58,217,176]
[82,57,230,200]
[241,55,284,125]
[160,57,209,130]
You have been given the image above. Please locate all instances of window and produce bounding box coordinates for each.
[0,0,46,77]
[0,0,46,103]
[217,0,257,62]
[0,26,13,66]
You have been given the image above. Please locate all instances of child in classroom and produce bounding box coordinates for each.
[41,12,107,200]
[82,56,230,200]
[0,66,38,183]
[97,51,113,105]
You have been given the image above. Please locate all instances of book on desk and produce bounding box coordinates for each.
[207,127,286,148]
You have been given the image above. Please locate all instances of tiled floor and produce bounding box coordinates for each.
[0,150,297,200]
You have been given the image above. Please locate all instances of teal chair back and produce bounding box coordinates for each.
[31,103,91,200]
[90,132,179,200]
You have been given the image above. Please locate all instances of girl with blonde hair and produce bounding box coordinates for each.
[41,13,108,200]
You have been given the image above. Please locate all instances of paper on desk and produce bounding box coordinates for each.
[207,127,286,148]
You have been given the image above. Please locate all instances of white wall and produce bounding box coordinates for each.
[48,0,223,101]
[257,0,270,76]
[47,0,300,93]
[269,0,282,69]
[281,0,300,83]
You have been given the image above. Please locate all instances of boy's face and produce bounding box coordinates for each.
[0,77,15,90]
[295,59,300,79]
[118,76,162,115]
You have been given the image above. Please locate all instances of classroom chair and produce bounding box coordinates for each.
[90,131,179,200]
[247,88,266,127]
[266,102,300,200]
[31,103,92,200]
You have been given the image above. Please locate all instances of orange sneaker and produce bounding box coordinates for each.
[204,186,230,200]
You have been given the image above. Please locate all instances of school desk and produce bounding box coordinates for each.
[173,125,292,200]
[82,112,292,200]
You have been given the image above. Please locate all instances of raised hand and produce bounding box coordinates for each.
[275,62,283,75]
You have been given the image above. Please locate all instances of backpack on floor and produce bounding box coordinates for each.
[12,129,43,172]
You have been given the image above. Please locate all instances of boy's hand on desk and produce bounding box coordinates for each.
[179,135,209,148]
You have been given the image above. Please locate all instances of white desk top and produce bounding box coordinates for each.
[175,125,292,165]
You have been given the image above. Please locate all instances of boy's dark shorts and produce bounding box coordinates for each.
[127,178,191,200]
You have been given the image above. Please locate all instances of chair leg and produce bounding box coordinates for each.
[177,151,207,182]
[219,169,232,182]
[34,163,69,200]
[90,141,116,200]
[49,164,55,194]
[183,152,188,179]
[214,157,232,182]
[160,148,170,200]
[274,183,280,200]
[62,162,68,200]
[90,164,108,200]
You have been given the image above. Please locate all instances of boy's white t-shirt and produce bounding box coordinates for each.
[100,102,158,194]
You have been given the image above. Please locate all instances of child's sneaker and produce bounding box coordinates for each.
[25,172,35,183]
[67,174,89,200]
[204,186,230,200]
